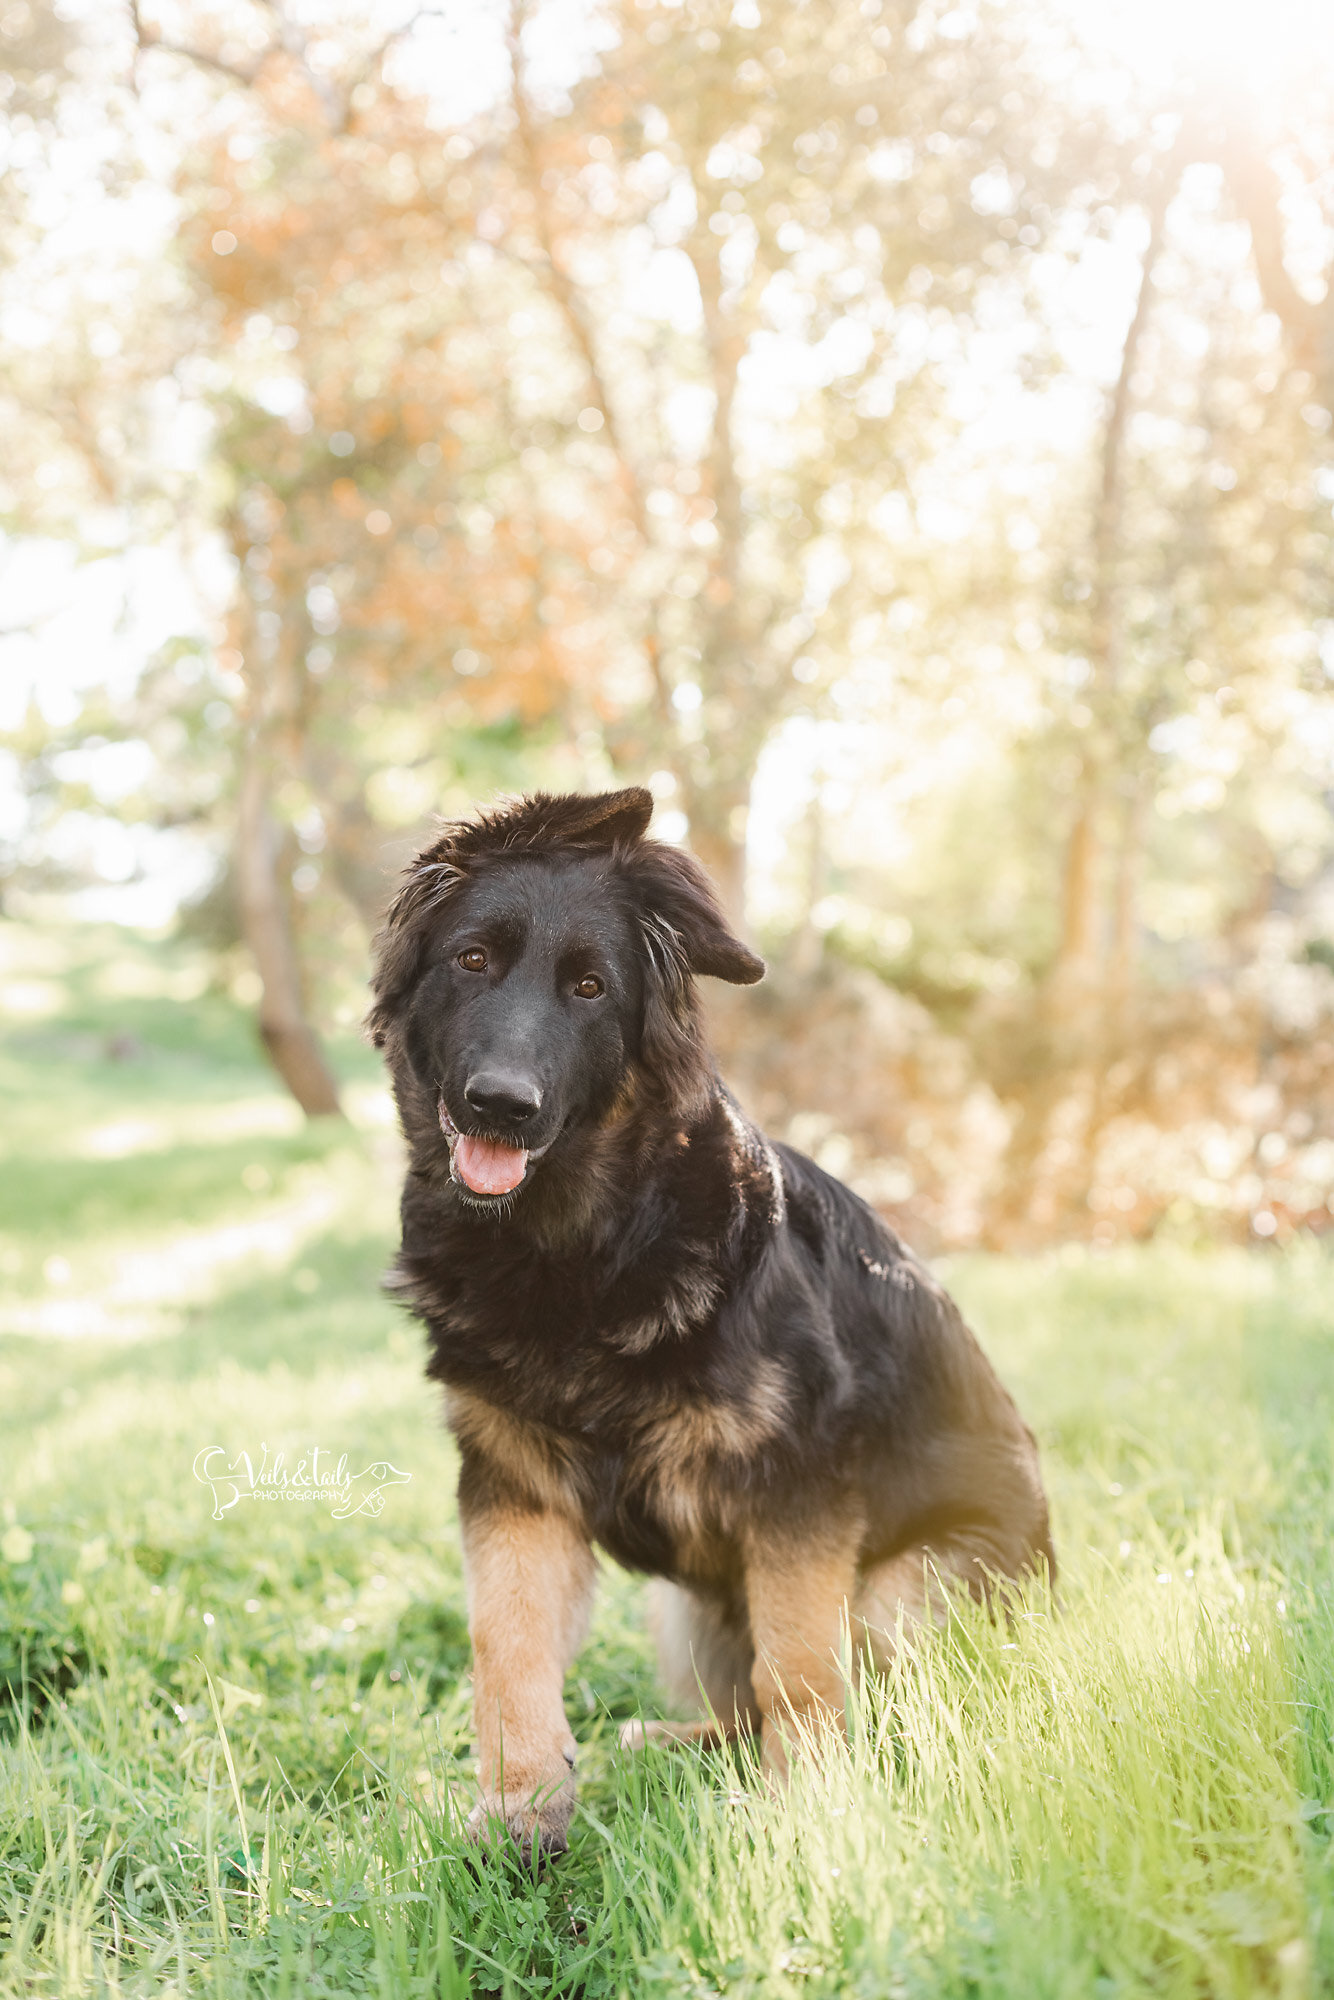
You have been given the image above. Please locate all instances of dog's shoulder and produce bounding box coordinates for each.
[769,1139,917,1284]
[765,1138,984,1381]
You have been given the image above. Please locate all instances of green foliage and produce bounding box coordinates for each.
[0,1550,89,1736]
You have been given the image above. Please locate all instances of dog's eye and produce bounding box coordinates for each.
[457,948,488,972]
[573,974,604,1000]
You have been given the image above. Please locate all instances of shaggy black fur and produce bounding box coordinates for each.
[369,786,1053,1620]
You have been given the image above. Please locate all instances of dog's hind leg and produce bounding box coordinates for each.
[854,1530,1026,1667]
[620,1581,757,1751]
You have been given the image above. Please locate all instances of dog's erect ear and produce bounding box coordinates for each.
[526,786,654,850]
[628,842,765,986]
[462,786,655,857]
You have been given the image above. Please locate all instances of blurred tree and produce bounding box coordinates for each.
[811,133,1334,1245]
[980,86,1334,1239]
[492,0,1088,912]
[128,0,1094,1100]
[133,3,622,1107]
[0,1,232,914]
[1217,84,1334,419]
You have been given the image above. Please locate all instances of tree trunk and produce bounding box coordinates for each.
[1047,783,1103,1018]
[992,172,1174,1241]
[789,783,827,977]
[683,228,757,930]
[1222,129,1334,411]
[1047,172,1171,1005]
[509,31,764,930]
[236,732,343,1117]
[1108,777,1147,1001]
[303,751,400,933]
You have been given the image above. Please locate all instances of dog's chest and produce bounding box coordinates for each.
[428,1244,726,1368]
[446,1357,789,1585]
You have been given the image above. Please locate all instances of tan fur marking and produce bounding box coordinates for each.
[599,1067,640,1128]
[462,1503,595,1852]
[445,1388,583,1519]
[609,1263,723,1355]
[639,1360,789,1556]
[742,1520,863,1781]
[854,1537,992,1667]
[660,1357,788,1459]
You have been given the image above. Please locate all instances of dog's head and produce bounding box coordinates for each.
[367,788,763,1208]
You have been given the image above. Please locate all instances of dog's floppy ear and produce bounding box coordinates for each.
[624,840,763,1108]
[365,837,465,1048]
[628,842,765,986]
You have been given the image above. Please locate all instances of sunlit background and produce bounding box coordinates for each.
[4,0,1334,1252]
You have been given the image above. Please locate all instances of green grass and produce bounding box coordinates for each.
[0,916,1330,1996]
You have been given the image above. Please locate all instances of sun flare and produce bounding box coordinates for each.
[1070,0,1334,105]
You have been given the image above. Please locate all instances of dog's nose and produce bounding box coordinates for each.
[464,1071,542,1125]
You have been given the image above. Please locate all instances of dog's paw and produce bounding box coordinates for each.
[617,1716,703,1751]
[620,1715,746,1753]
[466,1768,575,1863]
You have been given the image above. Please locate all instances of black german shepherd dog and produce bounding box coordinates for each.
[368,786,1053,1855]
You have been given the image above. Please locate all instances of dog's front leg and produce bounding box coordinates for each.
[460,1495,595,1858]
[742,1522,861,1783]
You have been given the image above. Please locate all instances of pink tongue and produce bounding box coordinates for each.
[454,1134,528,1196]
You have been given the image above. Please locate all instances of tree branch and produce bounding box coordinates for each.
[127,0,269,86]
[1089,159,1177,687]
[681,227,745,639]
[1220,129,1326,390]
[335,4,450,132]
[504,1,678,751]
[506,5,651,549]
[1049,157,1178,1005]
[252,0,342,128]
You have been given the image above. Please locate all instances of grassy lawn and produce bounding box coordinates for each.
[0,917,1331,1997]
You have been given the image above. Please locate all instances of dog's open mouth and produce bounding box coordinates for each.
[455,1131,528,1196]
[438,1102,554,1198]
